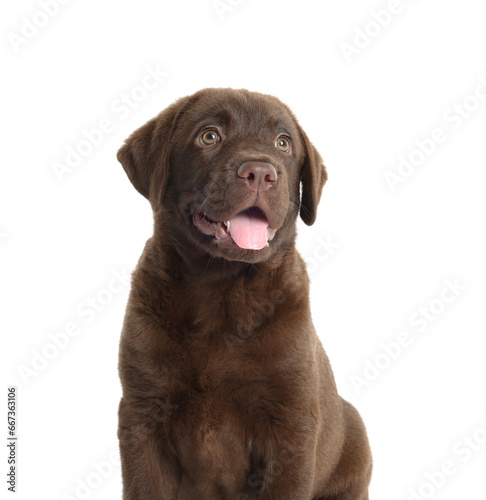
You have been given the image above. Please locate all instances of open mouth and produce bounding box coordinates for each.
[192,206,277,250]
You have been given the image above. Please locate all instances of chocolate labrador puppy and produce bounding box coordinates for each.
[117,88,372,499]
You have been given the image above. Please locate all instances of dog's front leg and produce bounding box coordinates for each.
[118,398,179,500]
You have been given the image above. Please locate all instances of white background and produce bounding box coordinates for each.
[2,1,486,499]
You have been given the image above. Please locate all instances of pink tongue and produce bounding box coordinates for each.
[228,211,269,250]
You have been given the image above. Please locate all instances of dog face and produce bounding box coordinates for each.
[117,88,327,264]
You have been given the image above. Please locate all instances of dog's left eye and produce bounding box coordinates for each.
[200,130,221,145]
[275,136,291,153]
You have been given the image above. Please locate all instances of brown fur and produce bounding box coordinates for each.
[117,88,372,499]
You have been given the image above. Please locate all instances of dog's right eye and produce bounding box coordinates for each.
[200,130,221,145]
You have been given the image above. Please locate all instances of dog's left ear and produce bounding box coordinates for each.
[299,129,328,226]
[117,97,190,210]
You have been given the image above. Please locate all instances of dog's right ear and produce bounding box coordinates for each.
[117,99,187,208]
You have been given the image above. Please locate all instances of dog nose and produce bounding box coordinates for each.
[237,162,277,191]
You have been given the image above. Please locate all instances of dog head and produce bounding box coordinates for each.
[117,88,327,264]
